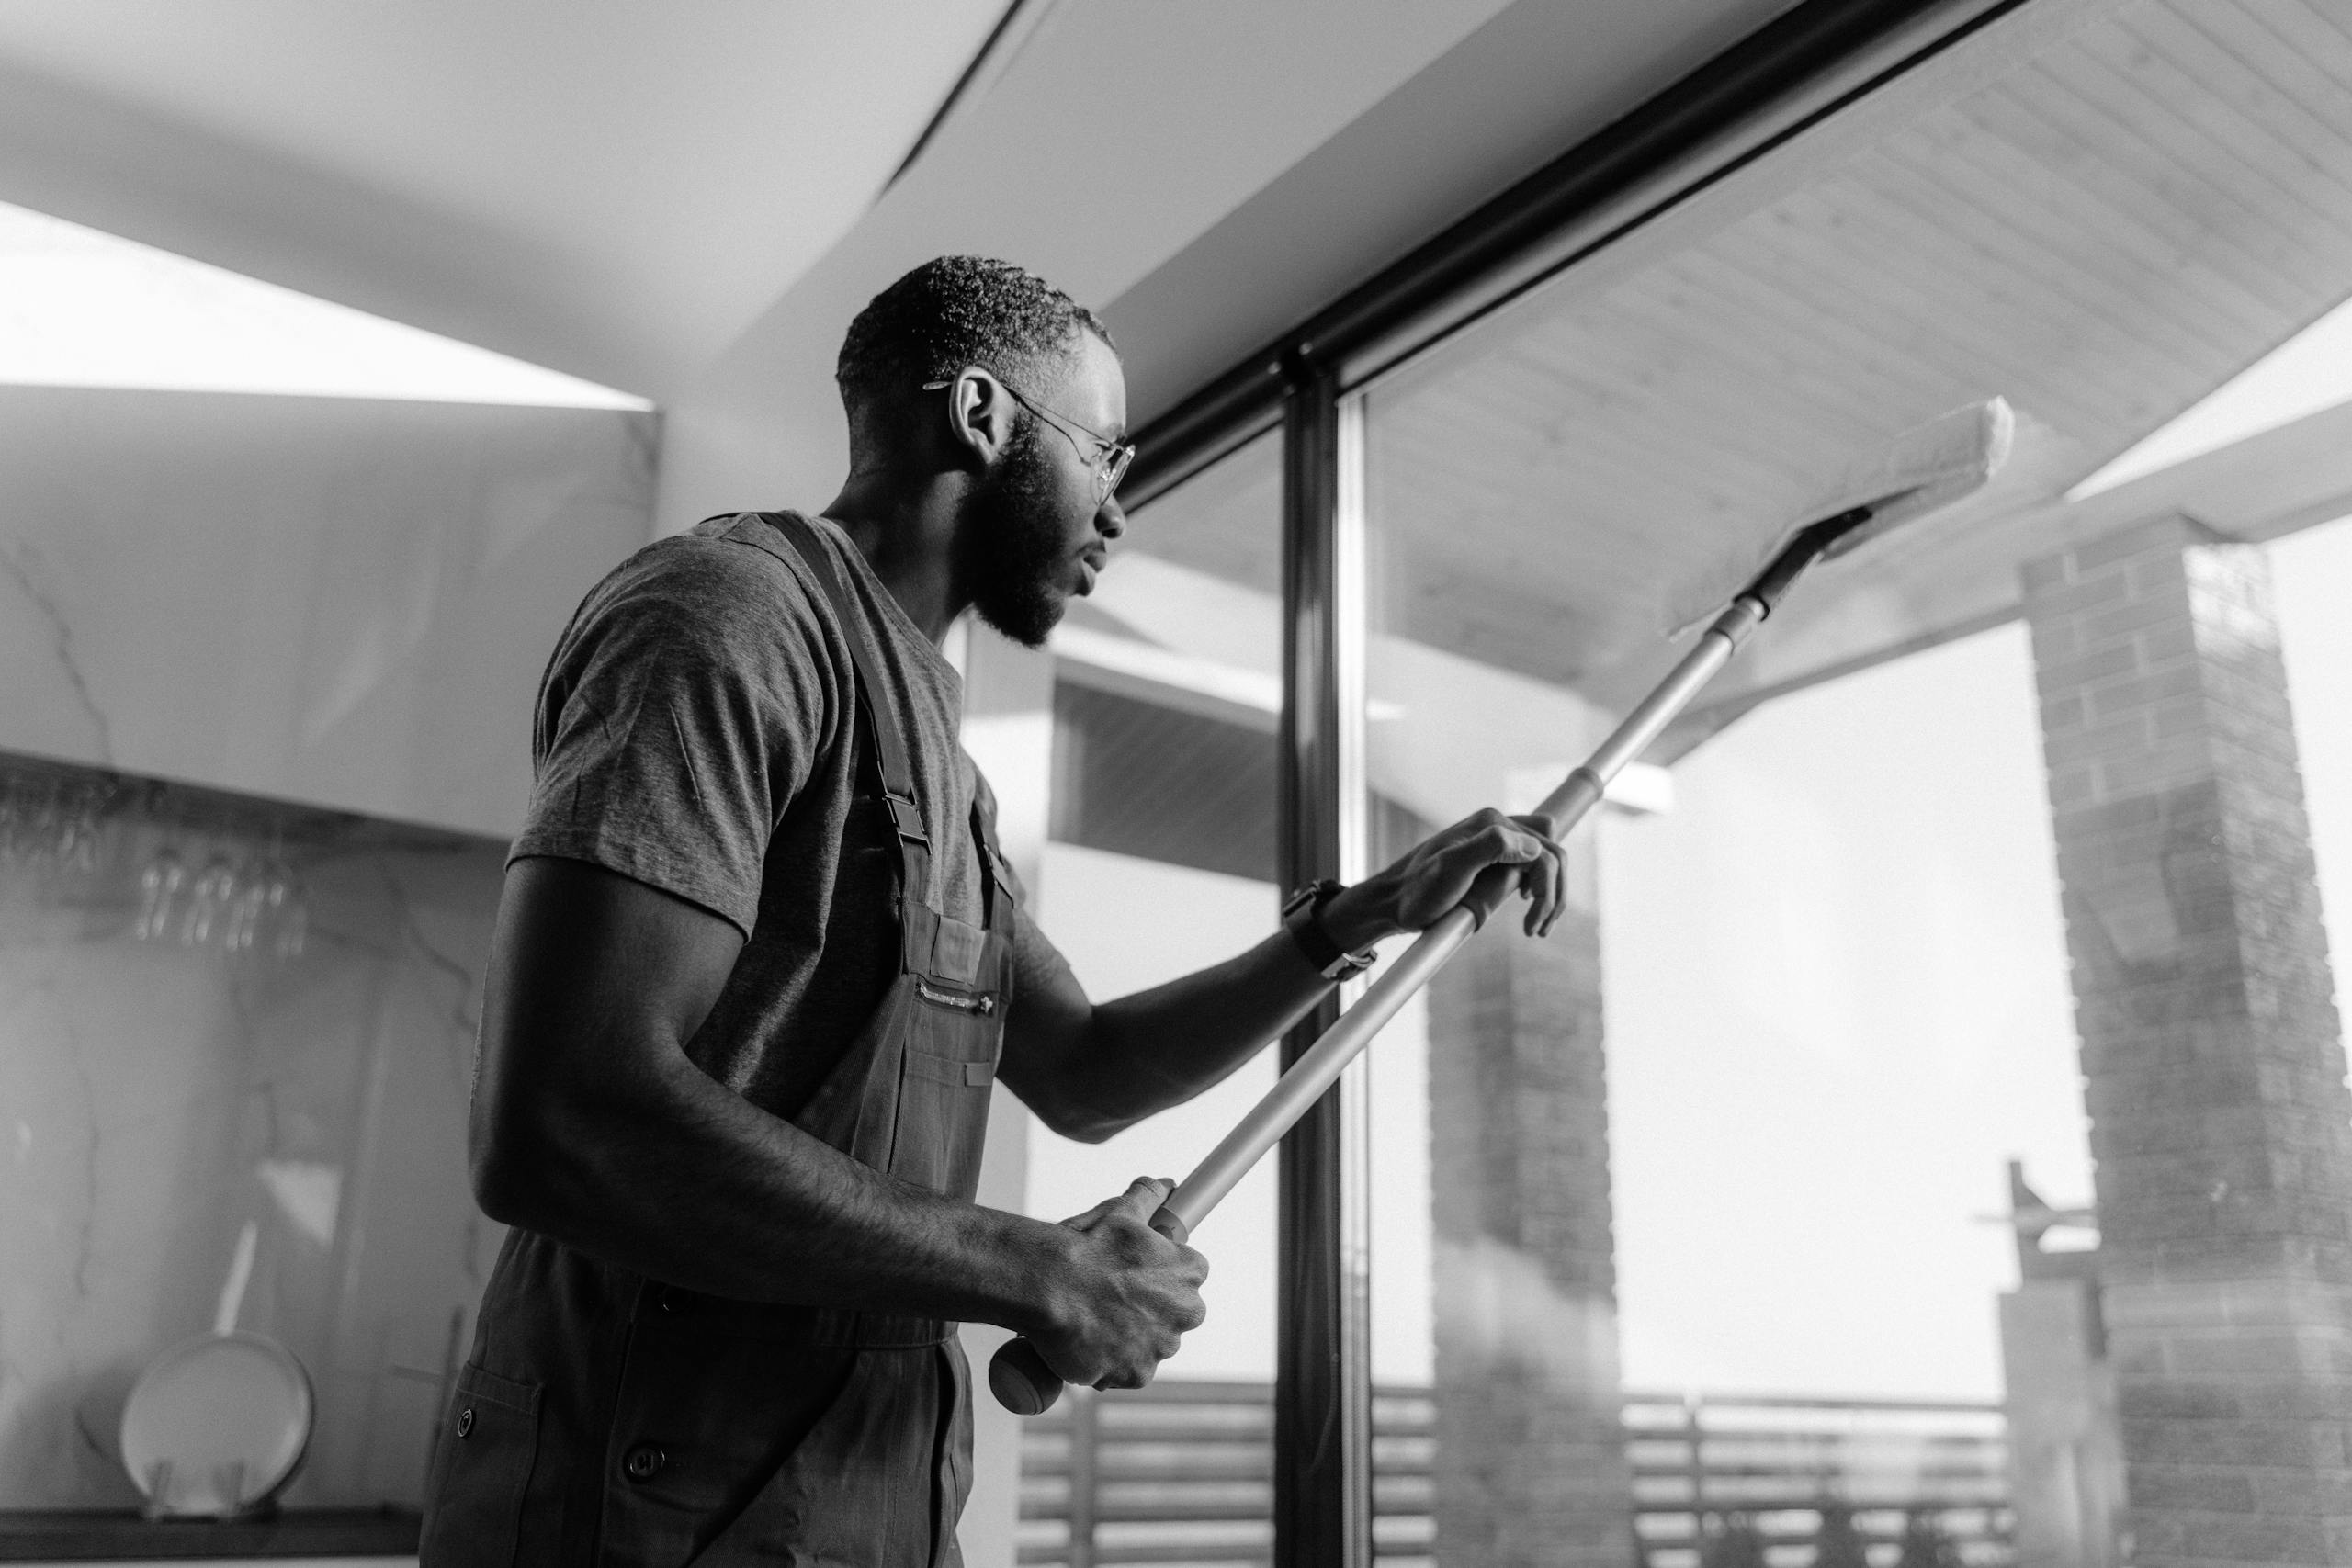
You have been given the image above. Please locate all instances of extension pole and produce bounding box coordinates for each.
[990,514,1860,1415]
[1161,594,1766,1234]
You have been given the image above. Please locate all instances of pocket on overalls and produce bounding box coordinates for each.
[898,1036,996,1199]
[419,1361,542,1568]
[601,1306,856,1562]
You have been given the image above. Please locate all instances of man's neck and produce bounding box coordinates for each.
[819,472,968,645]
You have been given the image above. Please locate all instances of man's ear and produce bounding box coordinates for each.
[941,367,1018,469]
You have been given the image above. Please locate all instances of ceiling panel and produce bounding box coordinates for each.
[1332,0,2352,728]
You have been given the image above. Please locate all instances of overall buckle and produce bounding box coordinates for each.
[885,792,929,845]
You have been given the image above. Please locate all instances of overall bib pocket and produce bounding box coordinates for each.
[899,1044,997,1198]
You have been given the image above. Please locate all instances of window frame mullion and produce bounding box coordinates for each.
[1274,363,1374,1568]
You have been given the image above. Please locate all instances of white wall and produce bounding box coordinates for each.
[0,385,656,837]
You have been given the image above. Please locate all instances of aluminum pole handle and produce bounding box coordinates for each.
[1157,602,1764,1245]
[991,596,1773,1414]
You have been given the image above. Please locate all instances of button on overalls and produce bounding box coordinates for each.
[421,512,1015,1567]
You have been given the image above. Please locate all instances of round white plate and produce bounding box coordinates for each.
[120,1331,312,1517]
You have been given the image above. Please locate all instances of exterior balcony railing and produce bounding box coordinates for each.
[1017,1382,2012,1568]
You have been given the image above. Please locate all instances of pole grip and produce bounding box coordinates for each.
[989,1202,1191,1414]
[989,1337,1064,1416]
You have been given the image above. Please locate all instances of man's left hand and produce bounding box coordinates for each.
[1318,807,1566,950]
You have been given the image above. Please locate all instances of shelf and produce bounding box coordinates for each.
[0,1508,419,1562]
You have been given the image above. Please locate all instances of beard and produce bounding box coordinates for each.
[954,416,1073,649]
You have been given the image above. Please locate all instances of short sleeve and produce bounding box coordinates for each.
[509,539,837,938]
[1008,896,1078,1021]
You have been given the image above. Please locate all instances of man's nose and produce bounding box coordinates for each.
[1096,492,1126,539]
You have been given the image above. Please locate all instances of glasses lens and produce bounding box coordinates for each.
[1100,445,1134,502]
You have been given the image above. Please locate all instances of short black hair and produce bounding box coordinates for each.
[836,256,1113,446]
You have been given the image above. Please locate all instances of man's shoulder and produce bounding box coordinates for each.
[536,515,857,712]
[591,514,834,639]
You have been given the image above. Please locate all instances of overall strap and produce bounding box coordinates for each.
[967,788,1014,937]
[730,512,933,910]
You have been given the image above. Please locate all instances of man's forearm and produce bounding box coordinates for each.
[469,855,1212,1386]
[1011,819,1561,1142]
[478,1047,1076,1330]
[1029,927,1343,1139]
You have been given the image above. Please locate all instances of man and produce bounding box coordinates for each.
[422,256,1563,1565]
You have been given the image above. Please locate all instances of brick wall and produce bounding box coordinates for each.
[1426,847,1635,1568]
[2022,514,2352,1565]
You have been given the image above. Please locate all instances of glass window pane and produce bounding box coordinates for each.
[1356,4,2352,1564]
[1001,430,1282,1568]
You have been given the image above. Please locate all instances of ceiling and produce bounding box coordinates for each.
[0,0,1820,521]
[648,0,1819,525]
[0,1,1012,399]
[1099,0,1801,423]
[1121,0,2352,750]
[0,0,1590,405]
[18,0,2313,768]
[1377,0,2352,682]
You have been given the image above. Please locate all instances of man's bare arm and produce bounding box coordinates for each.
[1001,808,1565,1141]
[469,854,1204,1387]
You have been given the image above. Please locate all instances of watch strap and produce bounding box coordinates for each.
[1283,880,1376,980]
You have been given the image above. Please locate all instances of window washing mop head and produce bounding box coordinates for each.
[1758,400,2013,576]
[1706,397,2015,632]
[1813,397,2016,560]
[1663,398,2017,639]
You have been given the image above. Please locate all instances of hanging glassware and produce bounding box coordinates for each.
[60,784,112,874]
[224,864,269,953]
[268,864,309,962]
[180,854,240,947]
[136,845,187,942]
[20,783,61,870]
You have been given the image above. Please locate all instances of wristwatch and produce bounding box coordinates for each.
[1282,879,1379,981]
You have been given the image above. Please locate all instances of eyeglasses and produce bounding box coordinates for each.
[923,376,1135,504]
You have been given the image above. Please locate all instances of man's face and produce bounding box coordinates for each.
[956,332,1128,649]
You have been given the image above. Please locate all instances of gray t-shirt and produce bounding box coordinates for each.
[512,511,1066,1119]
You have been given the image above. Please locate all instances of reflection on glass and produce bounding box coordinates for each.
[1353,3,2352,1563]
[0,753,503,1517]
[1016,432,1284,1567]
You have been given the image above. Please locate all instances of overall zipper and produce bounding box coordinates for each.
[916,979,996,1015]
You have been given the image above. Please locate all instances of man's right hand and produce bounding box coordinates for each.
[1032,1177,1208,1390]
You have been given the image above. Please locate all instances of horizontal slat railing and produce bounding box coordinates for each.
[1017,1383,2010,1568]
[1623,1392,2011,1567]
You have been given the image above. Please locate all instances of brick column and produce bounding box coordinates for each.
[1426,837,1634,1568]
[2022,515,2352,1565]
